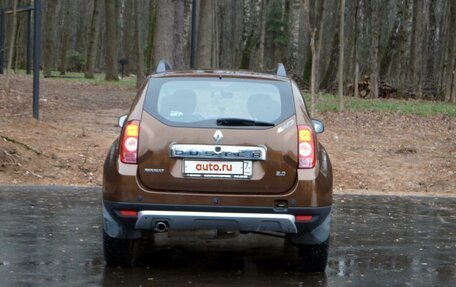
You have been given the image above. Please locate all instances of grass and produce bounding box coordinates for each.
[11,69,137,88]
[303,93,456,117]
[49,72,137,87]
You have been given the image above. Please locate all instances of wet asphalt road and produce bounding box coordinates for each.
[0,186,454,287]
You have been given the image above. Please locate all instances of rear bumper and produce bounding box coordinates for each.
[103,200,331,241]
[136,210,297,233]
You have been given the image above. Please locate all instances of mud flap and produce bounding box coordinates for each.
[289,214,331,245]
[102,204,141,239]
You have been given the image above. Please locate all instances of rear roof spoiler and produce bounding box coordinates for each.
[156,59,172,73]
[274,63,287,77]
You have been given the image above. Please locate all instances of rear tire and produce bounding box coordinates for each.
[297,239,329,272]
[103,230,135,267]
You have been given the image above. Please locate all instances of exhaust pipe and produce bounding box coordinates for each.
[155,221,168,233]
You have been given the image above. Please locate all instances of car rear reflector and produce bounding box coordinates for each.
[120,210,138,217]
[295,215,313,222]
[120,120,140,164]
[298,125,316,168]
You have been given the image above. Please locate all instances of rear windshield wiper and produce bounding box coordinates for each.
[216,118,275,127]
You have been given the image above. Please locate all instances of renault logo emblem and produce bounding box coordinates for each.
[213,130,223,143]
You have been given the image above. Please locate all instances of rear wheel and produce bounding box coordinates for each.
[297,239,329,272]
[103,230,136,267]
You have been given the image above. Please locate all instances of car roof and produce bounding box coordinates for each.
[149,69,291,82]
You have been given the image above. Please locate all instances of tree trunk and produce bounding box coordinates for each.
[320,3,340,90]
[43,0,58,77]
[13,9,24,72]
[353,0,360,98]
[288,0,301,73]
[258,0,268,71]
[338,0,345,112]
[354,62,359,98]
[379,0,404,80]
[397,0,410,96]
[59,0,72,75]
[419,1,430,98]
[218,0,242,69]
[173,0,185,69]
[134,0,145,88]
[197,0,214,68]
[105,0,119,81]
[212,1,219,68]
[410,0,424,98]
[444,0,456,102]
[302,0,324,114]
[450,56,456,103]
[315,0,326,89]
[6,0,17,75]
[84,0,103,79]
[310,28,317,116]
[239,0,253,69]
[122,0,134,77]
[436,1,450,95]
[153,0,175,68]
[146,0,157,73]
[3,0,17,99]
[369,0,380,98]
[302,0,325,88]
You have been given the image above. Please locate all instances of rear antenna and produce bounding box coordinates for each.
[274,63,287,77]
[156,59,172,73]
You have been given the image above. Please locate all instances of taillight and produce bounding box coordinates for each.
[120,120,140,164]
[298,125,316,169]
[296,215,313,222]
[119,210,138,217]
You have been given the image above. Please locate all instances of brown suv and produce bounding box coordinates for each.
[102,61,333,271]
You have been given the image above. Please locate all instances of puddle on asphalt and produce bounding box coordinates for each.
[0,188,454,286]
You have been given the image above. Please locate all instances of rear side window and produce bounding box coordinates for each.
[144,77,295,128]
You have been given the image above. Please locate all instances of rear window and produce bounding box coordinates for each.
[143,77,295,128]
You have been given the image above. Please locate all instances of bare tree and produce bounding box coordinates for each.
[410,0,425,98]
[134,0,145,88]
[320,0,341,89]
[43,0,58,77]
[338,0,345,111]
[122,0,134,77]
[302,0,325,116]
[258,0,268,71]
[288,0,301,73]
[58,0,72,75]
[353,0,360,98]
[105,0,119,81]
[218,0,244,69]
[2,0,18,100]
[397,0,410,96]
[173,0,185,69]
[5,0,17,75]
[444,0,456,102]
[369,0,380,98]
[146,0,157,72]
[196,0,214,68]
[85,0,103,79]
[153,0,175,67]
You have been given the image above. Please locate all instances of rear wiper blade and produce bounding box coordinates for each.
[216,118,275,127]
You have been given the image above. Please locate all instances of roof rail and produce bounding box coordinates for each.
[274,63,287,77]
[156,59,172,73]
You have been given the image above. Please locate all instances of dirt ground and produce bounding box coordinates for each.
[0,75,455,195]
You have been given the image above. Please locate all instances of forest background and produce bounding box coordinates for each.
[1,0,455,105]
